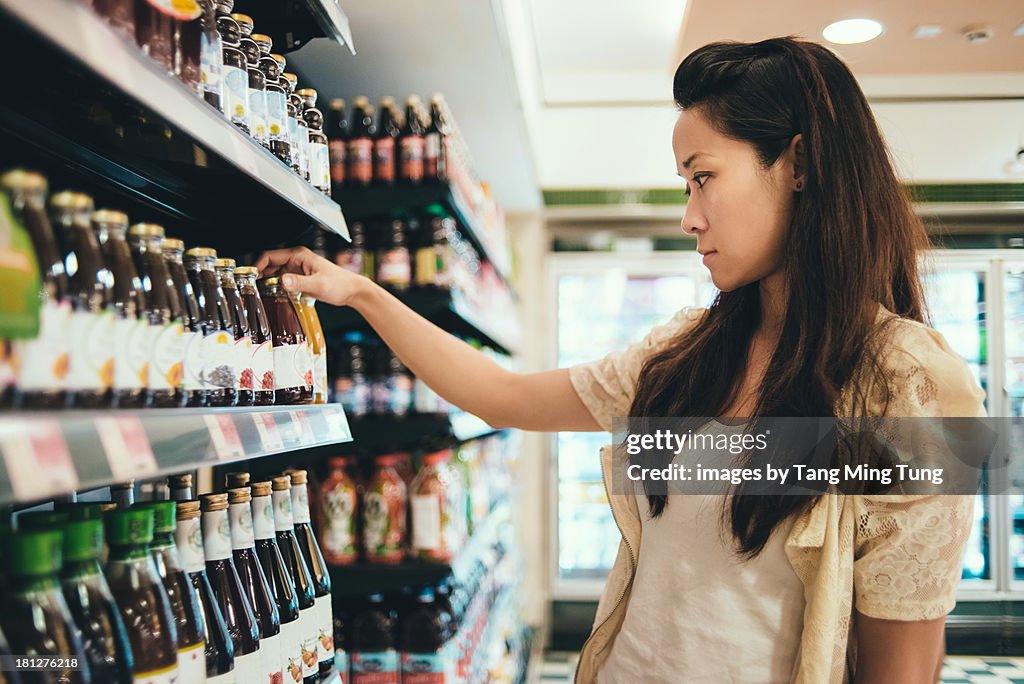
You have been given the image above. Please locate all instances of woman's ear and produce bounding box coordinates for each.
[789,134,806,192]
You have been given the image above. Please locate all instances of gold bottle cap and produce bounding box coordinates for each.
[91,209,129,226]
[161,238,185,251]
[296,87,318,98]
[227,487,252,504]
[284,468,308,485]
[50,191,94,210]
[230,12,253,26]
[234,266,258,277]
[128,223,166,238]
[329,98,345,110]
[260,276,280,288]
[282,73,298,86]
[250,481,273,497]
[271,475,292,491]
[184,246,217,259]
[224,471,250,488]
[379,96,395,106]
[175,500,201,520]
[0,169,47,192]
[168,473,193,489]
[271,53,286,68]
[215,257,237,270]
[353,95,369,107]
[199,493,229,511]
[251,33,272,44]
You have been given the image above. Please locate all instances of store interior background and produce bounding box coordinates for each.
[282,0,1024,658]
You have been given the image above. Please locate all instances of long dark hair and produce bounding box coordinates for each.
[629,38,931,556]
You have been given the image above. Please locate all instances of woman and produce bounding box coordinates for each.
[258,38,984,684]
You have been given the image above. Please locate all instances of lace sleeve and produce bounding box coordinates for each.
[567,307,707,432]
[852,320,987,621]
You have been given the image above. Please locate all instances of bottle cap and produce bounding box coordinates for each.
[175,500,201,521]
[50,191,94,210]
[423,450,452,466]
[185,247,217,259]
[161,238,185,252]
[133,501,176,533]
[329,98,345,110]
[54,501,117,520]
[128,223,166,238]
[227,487,252,504]
[199,493,229,512]
[234,266,258,277]
[91,209,129,227]
[270,53,286,68]
[260,276,280,288]
[61,519,104,562]
[168,473,193,490]
[251,33,272,51]
[230,12,253,28]
[105,508,154,547]
[17,510,69,530]
[224,471,251,489]
[215,257,237,270]
[8,530,62,577]
[271,475,292,491]
[296,87,318,99]
[250,481,273,497]
[0,169,47,192]
[282,73,298,87]
[284,468,308,485]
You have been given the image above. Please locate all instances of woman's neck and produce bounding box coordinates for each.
[758,271,787,337]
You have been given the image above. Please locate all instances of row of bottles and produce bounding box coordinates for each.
[88,0,330,194]
[0,169,329,408]
[1,468,333,683]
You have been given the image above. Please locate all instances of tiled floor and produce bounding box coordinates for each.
[538,654,1024,683]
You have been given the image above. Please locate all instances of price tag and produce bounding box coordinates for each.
[95,416,157,481]
[290,410,315,446]
[204,414,245,461]
[252,412,284,453]
[321,404,351,442]
[1,419,78,502]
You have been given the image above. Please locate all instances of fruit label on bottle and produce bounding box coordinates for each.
[223,65,249,126]
[351,651,399,684]
[251,493,277,540]
[266,90,287,140]
[401,651,447,683]
[132,663,181,683]
[299,610,320,678]
[200,32,223,100]
[253,339,275,393]
[400,137,425,181]
[236,334,254,390]
[362,491,404,561]
[411,494,442,554]
[377,250,410,286]
[315,595,334,664]
[202,509,232,561]
[68,309,115,391]
[322,485,357,559]
[174,516,206,573]
[272,342,312,391]
[235,650,263,684]
[249,88,268,143]
[15,299,71,391]
[229,502,256,550]
[329,140,346,185]
[182,329,203,391]
[374,138,395,182]
[280,618,304,683]
[425,132,441,164]
[272,489,294,530]
[260,632,283,684]
[151,320,185,391]
[201,329,236,389]
[347,138,373,184]
[177,641,206,684]
[113,316,148,391]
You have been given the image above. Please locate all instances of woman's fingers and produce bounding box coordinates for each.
[254,246,315,277]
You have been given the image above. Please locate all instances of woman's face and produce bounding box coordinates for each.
[673,109,797,292]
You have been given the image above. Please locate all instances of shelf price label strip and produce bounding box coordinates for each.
[0,418,78,502]
[252,411,285,453]
[95,415,157,481]
[204,414,245,461]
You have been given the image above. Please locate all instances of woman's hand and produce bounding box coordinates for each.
[254,246,369,307]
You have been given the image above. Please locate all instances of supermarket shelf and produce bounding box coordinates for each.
[1,0,349,252]
[333,180,513,290]
[344,411,499,452]
[238,0,355,54]
[317,288,518,355]
[0,405,352,505]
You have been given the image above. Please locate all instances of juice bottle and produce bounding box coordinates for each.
[216,14,249,134]
[350,594,398,684]
[215,259,255,406]
[200,493,262,681]
[424,94,449,182]
[91,210,147,409]
[271,476,319,683]
[134,502,207,683]
[234,266,275,405]
[400,587,452,683]
[50,191,115,408]
[410,450,465,563]
[363,455,407,564]
[0,170,71,410]
[373,97,399,186]
[319,457,358,565]
[292,294,327,404]
[184,247,237,407]
[346,97,376,187]
[398,96,426,184]
[258,277,312,405]
[227,487,283,684]
[1,530,90,684]
[127,224,186,408]
[174,500,235,682]
[104,508,180,683]
[285,470,333,678]
[161,238,206,407]
[326,99,348,187]
[376,219,411,294]
[250,481,304,683]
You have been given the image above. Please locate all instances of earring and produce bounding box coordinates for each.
[795,180,803,191]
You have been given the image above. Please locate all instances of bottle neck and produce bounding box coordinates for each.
[228,501,256,551]
[109,543,150,563]
[251,493,277,540]
[201,508,233,562]
[151,530,175,550]
[61,558,103,581]
[290,482,311,525]
[174,517,207,574]
[12,573,61,596]
[271,489,294,531]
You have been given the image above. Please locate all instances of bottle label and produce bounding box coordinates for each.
[374,138,395,182]
[411,494,442,553]
[280,618,304,683]
[400,137,425,181]
[202,509,232,561]
[151,320,185,391]
[174,516,206,573]
[15,299,71,391]
[272,489,294,530]
[202,329,236,389]
[334,648,349,681]
[266,90,288,140]
[414,246,438,288]
[287,116,303,166]
[249,88,268,142]
[223,65,249,125]
[200,31,223,100]
[229,501,256,550]
[252,494,276,540]
[299,610,320,678]
[236,335,254,390]
[315,595,334,664]
[113,316,148,391]
[68,309,115,391]
[363,491,404,561]
[348,138,373,184]
[253,340,275,394]
[235,650,263,684]
[387,373,412,416]
[377,249,410,286]
[329,139,346,185]
[298,132,311,180]
[425,132,441,161]
[272,342,313,391]
[314,351,328,400]
[336,250,364,277]
[207,674,236,684]
[132,664,180,684]
[183,329,203,391]
[322,485,357,558]
[260,632,283,684]
[351,651,399,684]
[401,652,446,683]
[290,484,311,524]
[177,641,206,684]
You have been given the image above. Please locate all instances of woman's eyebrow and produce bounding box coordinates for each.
[681,152,708,169]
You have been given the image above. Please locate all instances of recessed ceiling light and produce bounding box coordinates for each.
[913,25,943,39]
[822,18,884,44]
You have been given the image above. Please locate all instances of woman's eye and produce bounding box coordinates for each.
[693,174,709,189]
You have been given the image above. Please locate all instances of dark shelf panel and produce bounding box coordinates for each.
[238,0,354,54]
[0,404,352,505]
[342,412,498,453]
[1,0,349,255]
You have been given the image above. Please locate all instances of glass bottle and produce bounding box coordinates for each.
[334,220,371,281]
[286,102,306,179]
[398,96,426,184]
[174,1,203,94]
[235,266,275,405]
[133,0,175,74]
[91,209,147,409]
[251,480,304,682]
[319,457,358,565]
[297,118,311,183]
[259,54,290,165]
[350,593,398,684]
[363,455,407,564]
[271,476,319,683]
[216,15,249,134]
[50,191,115,409]
[258,277,313,405]
[93,0,135,44]
[200,493,262,682]
[127,224,186,408]
[1,530,90,684]
[161,238,206,407]
[331,335,371,417]
[58,519,134,683]
[300,98,331,195]
[287,293,316,402]
[326,99,348,187]
[174,500,235,682]
[376,219,411,293]
[199,0,223,110]
[104,508,180,683]
[0,170,71,410]
[134,502,207,683]
[346,97,375,187]
[425,94,449,182]
[293,294,327,404]
[373,98,400,186]
[237,25,268,149]
[227,487,283,684]
[215,258,254,406]
[184,247,237,406]
[168,473,193,502]
[285,470,334,679]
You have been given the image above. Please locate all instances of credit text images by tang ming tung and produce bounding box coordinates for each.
[610,416,1009,497]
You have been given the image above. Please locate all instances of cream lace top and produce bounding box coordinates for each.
[568,304,987,684]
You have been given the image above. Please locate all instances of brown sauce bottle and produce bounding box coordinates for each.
[258,277,312,405]
[184,248,237,407]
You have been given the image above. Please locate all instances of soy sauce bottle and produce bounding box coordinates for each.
[215,258,254,406]
[185,248,237,407]
[162,238,206,407]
